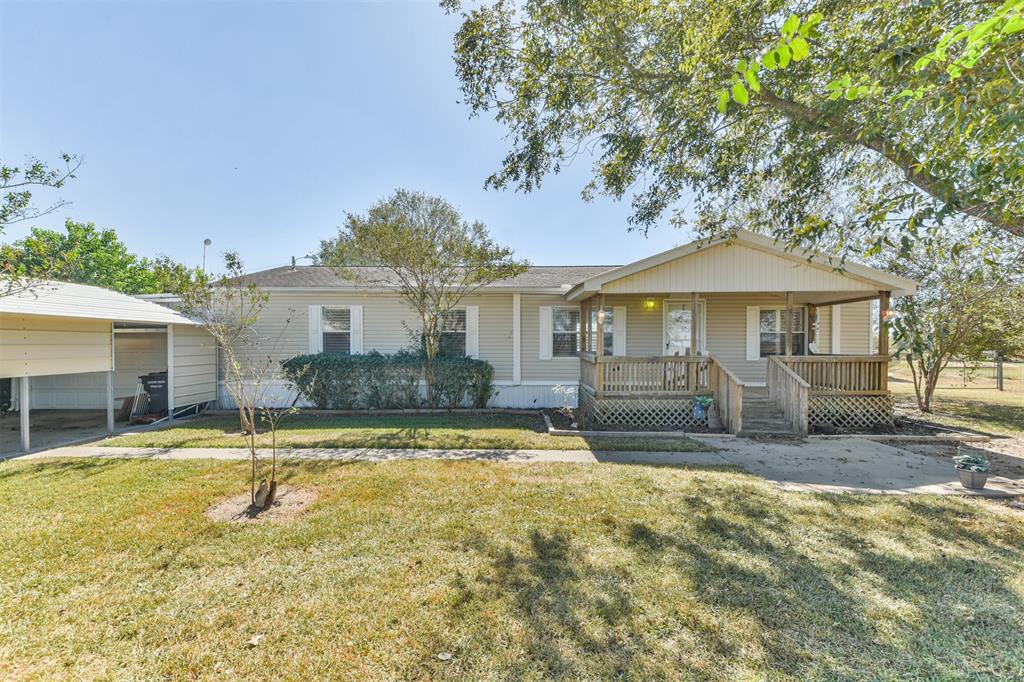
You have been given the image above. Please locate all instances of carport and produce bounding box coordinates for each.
[1,281,217,454]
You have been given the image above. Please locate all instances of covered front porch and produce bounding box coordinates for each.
[574,289,899,435]
[564,231,917,435]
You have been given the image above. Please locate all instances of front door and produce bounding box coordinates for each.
[664,302,703,355]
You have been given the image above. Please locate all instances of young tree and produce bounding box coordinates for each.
[321,189,528,405]
[887,230,1023,412]
[446,0,1024,256]
[0,220,203,295]
[179,252,294,508]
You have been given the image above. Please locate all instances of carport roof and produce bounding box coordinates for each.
[0,281,196,326]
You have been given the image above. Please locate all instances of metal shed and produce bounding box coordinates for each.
[1,281,217,454]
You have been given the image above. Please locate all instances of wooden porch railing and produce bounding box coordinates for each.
[579,353,710,396]
[709,360,743,434]
[767,356,809,435]
[780,355,889,394]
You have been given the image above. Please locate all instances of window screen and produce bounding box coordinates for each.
[759,308,806,357]
[439,309,467,358]
[553,308,580,357]
[322,307,351,355]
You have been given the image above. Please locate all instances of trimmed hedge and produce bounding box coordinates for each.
[281,350,495,410]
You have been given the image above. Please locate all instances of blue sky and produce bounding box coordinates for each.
[1,1,693,272]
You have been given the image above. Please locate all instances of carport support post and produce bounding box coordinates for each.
[19,376,30,452]
[166,325,176,421]
[106,371,115,434]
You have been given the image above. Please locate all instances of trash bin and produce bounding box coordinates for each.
[139,371,168,414]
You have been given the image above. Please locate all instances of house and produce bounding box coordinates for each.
[1,281,217,453]
[228,229,917,435]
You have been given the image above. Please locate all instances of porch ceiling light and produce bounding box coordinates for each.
[643,298,656,311]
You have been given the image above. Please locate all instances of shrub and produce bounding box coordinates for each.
[281,350,496,410]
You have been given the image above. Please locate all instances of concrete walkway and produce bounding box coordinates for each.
[24,437,1024,497]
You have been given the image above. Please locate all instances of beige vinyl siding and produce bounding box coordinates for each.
[596,294,874,384]
[815,306,833,354]
[837,300,873,354]
[602,243,881,295]
[0,314,112,378]
[521,294,579,382]
[172,324,217,406]
[26,332,168,409]
[231,291,515,382]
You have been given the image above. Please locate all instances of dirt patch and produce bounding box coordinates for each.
[205,485,318,524]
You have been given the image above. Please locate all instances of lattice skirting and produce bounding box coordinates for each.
[809,393,895,430]
[579,391,709,431]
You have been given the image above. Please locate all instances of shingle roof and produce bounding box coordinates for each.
[233,265,620,290]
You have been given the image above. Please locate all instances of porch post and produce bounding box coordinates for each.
[785,292,794,356]
[879,290,890,392]
[807,303,817,354]
[595,294,606,394]
[690,291,698,356]
[878,291,890,357]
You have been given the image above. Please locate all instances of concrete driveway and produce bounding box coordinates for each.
[21,437,1024,497]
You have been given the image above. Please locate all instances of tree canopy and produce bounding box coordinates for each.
[447,0,1024,256]
[1,154,80,233]
[320,189,528,403]
[884,227,1024,411]
[0,219,202,295]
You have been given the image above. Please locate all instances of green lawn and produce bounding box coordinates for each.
[102,413,711,452]
[2,458,1023,679]
[888,367,1024,438]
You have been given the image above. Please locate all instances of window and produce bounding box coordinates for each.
[438,309,467,358]
[759,308,806,357]
[588,308,614,353]
[553,308,580,357]
[323,307,351,354]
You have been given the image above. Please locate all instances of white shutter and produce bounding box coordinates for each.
[831,305,841,354]
[539,306,553,359]
[612,306,627,356]
[746,306,760,361]
[465,305,479,358]
[308,305,323,353]
[350,305,363,354]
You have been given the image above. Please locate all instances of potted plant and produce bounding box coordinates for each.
[953,452,990,490]
[693,396,714,424]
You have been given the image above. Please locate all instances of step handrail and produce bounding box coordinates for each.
[707,356,744,434]
[767,356,809,435]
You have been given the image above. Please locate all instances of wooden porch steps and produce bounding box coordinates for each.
[737,389,803,439]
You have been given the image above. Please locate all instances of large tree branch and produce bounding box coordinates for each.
[758,89,1024,237]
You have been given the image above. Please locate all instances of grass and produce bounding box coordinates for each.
[888,363,1023,438]
[101,413,711,452]
[2,457,1023,680]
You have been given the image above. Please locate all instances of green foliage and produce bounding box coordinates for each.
[0,219,203,294]
[281,350,496,410]
[885,227,1023,412]
[318,189,525,403]
[0,153,80,232]
[448,0,1024,257]
[953,453,990,473]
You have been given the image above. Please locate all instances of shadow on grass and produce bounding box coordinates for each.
[450,485,1024,678]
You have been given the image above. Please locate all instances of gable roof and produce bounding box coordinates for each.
[0,281,197,326]
[233,264,620,291]
[565,229,918,300]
